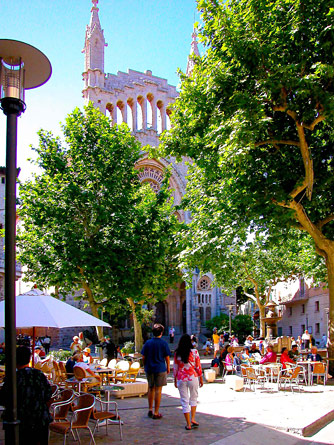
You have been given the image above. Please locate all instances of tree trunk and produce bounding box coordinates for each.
[326,253,334,375]
[259,304,266,338]
[127,298,144,352]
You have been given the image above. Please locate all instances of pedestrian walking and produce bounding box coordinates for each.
[141,323,171,419]
[173,334,203,430]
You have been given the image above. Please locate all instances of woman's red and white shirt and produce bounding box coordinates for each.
[173,349,202,381]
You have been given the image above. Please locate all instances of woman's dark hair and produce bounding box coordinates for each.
[152,323,164,337]
[175,334,193,363]
[281,347,287,354]
[16,346,31,367]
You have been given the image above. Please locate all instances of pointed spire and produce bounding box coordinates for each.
[186,26,200,76]
[83,0,107,73]
[90,0,102,30]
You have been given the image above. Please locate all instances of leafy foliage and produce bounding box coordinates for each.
[205,313,229,333]
[162,0,334,361]
[17,104,180,348]
[232,314,253,344]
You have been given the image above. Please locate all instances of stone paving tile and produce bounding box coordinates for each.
[49,405,253,445]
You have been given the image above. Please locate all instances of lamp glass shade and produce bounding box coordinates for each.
[0,57,25,101]
[0,39,51,100]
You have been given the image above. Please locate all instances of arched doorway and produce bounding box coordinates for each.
[155,302,166,327]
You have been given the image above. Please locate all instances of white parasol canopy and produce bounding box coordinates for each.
[0,288,110,328]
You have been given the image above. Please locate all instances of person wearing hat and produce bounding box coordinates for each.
[97,335,117,362]
[82,347,93,365]
[33,346,49,366]
[70,335,82,354]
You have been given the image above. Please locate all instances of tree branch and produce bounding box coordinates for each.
[255,140,300,148]
[303,114,325,131]
[316,214,334,230]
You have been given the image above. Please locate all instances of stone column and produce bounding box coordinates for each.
[152,101,157,131]
[160,104,166,132]
[122,101,127,124]
[142,99,147,130]
[132,103,137,132]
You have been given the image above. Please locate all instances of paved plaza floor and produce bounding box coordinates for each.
[1,366,333,444]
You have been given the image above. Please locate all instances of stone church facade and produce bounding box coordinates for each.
[81,1,236,338]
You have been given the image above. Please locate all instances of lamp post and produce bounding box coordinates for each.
[0,40,51,444]
[226,304,234,335]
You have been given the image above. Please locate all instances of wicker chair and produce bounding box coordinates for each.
[49,393,96,444]
[50,389,75,421]
[310,362,327,385]
[90,397,123,440]
[278,366,301,392]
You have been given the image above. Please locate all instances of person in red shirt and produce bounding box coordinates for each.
[280,347,295,369]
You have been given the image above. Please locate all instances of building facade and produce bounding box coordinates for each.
[277,279,329,344]
[81,1,236,338]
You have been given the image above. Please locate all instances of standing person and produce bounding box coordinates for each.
[43,335,51,355]
[141,323,171,419]
[173,334,203,430]
[78,331,92,350]
[0,346,52,444]
[97,335,117,362]
[302,329,311,349]
[169,326,175,344]
[212,328,220,358]
[70,336,82,354]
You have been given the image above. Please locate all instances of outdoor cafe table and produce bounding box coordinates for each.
[297,360,324,386]
[89,364,115,384]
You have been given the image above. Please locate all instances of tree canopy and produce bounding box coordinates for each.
[18,104,180,349]
[162,0,334,366]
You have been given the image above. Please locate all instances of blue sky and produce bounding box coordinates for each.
[0,0,201,181]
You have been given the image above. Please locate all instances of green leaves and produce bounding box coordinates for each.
[18,104,180,318]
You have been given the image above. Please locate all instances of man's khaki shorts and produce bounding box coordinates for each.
[146,371,167,388]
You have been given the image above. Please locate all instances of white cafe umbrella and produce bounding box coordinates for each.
[0,288,110,365]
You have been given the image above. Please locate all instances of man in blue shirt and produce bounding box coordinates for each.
[141,323,171,419]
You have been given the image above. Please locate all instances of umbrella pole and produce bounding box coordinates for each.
[32,327,35,368]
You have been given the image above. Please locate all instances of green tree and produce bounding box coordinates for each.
[163,0,334,368]
[205,313,229,333]
[232,315,253,344]
[17,104,180,351]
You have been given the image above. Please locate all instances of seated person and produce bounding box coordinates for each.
[233,352,242,375]
[240,346,251,365]
[288,343,299,362]
[249,343,261,356]
[219,344,229,375]
[73,355,101,384]
[203,338,212,356]
[82,347,93,365]
[259,344,277,364]
[65,353,80,375]
[280,347,295,369]
[244,335,253,348]
[33,346,49,365]
[307,346,322,362]
[225,346,234,366]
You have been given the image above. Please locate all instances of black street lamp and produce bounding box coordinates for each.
[0,39,51,444]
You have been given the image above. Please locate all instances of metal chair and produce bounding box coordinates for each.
[278,366,301,392]
[50,388,75,422]
[244,366,266,392]
[310,362,327,385]
[90,397,123,440]
[49,393,96,444]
